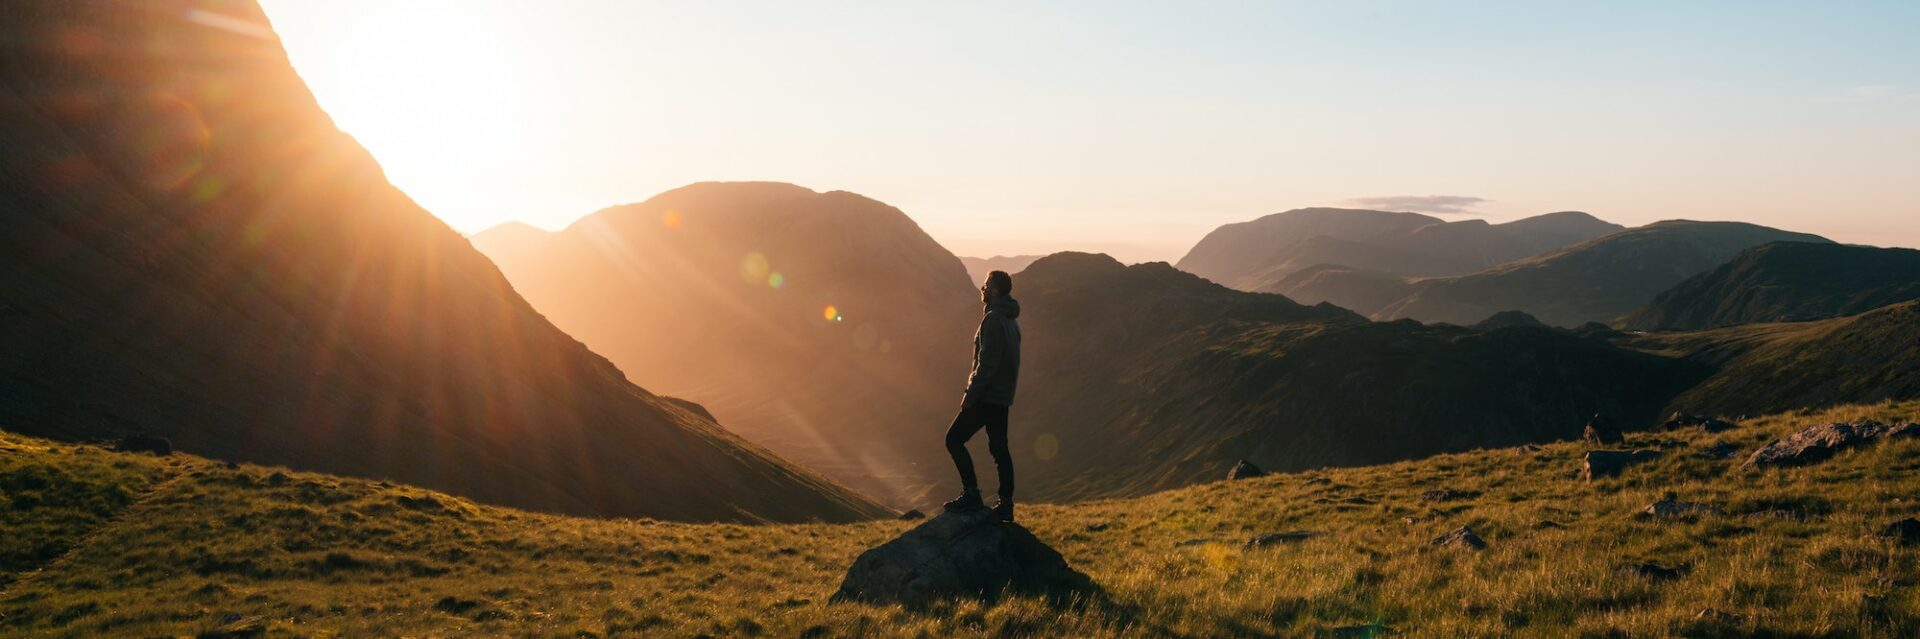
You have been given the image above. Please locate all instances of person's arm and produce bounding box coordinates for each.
[963,312,1006,406]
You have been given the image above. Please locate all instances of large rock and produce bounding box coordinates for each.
[832,510,1095,608]
[1582,449,1661,481]
[1431,526,1486,550]
[1226,459,1267,480]
[1743,421,1920,469]
[1583,413,1625,446]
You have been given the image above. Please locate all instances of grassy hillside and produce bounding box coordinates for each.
[8,400,1918,637]
[1619,242,1920,331]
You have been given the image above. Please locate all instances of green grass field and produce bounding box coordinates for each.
[3,401,1918,638]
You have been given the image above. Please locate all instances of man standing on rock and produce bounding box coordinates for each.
[944,270,1022,522]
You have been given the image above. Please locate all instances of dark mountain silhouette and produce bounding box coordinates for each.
[0,1,885,523]
[1176,208,1621,290]
[1371,221,1834,326]
[1618,242,1920,331]
[1007,253,1700,501]
[472,182,977,505]
[960,255,1046,284]
[1629,301,1920,416]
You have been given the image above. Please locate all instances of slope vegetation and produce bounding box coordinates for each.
[0,1,883,522]
[6,400,1919,637]
[1620,242,1920,330]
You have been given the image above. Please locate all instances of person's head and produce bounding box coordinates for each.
[981,270,1012,303]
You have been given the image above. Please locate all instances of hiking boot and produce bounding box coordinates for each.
[943,489,984,513]
[990,496,1015,523]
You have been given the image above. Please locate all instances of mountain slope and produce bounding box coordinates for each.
[0,1,884,522]
[1374,221,1834,326]
[8,401,1919,637]
[960,254,1045,283]
[1619,242,1920,330]
[472,182,977,505]
[1010,253,1702,501]
[1176,208,1622,290]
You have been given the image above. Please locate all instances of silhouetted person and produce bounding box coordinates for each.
[944,270,1022,521]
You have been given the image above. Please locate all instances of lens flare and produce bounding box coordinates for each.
[661,209,682,228]
[739,252,769,283]
[768,272,784,288]
[1034,433,1060,460]
[822,305,842,322]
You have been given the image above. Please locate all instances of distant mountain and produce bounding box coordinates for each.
[473,183,977,505]
[1263,265,1418,315]
[1629,301,1920,417]
[1372,221,1834,326]
[1619,242,1920,331]
[1176,208,1622,290]
[0,2,885,523]
[1008,253,1699,501]
[959,255,1045,284]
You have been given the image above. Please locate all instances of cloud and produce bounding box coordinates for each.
[1344,195,1488,215]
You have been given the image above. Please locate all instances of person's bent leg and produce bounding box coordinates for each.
[945,405,986,494]
[984,404,1013,500]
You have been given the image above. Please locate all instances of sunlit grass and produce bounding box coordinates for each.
[3,401,1918,637]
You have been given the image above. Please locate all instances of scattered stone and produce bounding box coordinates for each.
[897,509,925,521]
[1878,518,1920,545]
[1245,531,1323,548]
[1642,496,1716,519]
[1581,449,1661,481]
[1694,608,1742,623]
[114,433,172,456]
[1304,477,1333,486]
[1583,414,1624,446]
[433,597,481,616]
[1085,522,1112,532]
[832,509,1094,608]
[1663,412,1737,433]
[1226,459,1267,480]
[1431,526,1486,550]
[1420,488,1477,502]
[1401,516,1420,525]
[1625,562,1688,580]
[1532,520,1565,530]
[1744,420,1920,469]
[1339,496,1376,505]
[1174,538,1209,548]
[1514,444,1542,454]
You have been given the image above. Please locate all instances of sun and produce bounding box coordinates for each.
[263,1,546,231]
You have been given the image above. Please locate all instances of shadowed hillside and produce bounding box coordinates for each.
[1009,253,1703,501]
[0,1,885,522]
[1176,208,1621,290]
[472,183,977,505]
[1620,242,1920,331]
[7,401,1920,637]
[1371,221,1833,326]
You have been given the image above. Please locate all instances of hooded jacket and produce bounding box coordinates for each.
[964,295,1022,407]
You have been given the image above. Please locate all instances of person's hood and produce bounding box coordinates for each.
[986,295,1020,320]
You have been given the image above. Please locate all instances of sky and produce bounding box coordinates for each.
[260,1,1919,263]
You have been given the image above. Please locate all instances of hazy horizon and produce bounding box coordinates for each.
[263,1,1918,263]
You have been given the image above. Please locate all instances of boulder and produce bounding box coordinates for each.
[1431,526,1485,550]
[1581,449,1661,481]
[832,509,1094,608]
[1743,420,1920,469]
[1245,531,1323,549]
[1583,413,1624,446]
[898,509,925,521]
[1226,460,1266,480]
[1662,412,1736,433]
[115,433,172,456]
[1879,518,1920,545]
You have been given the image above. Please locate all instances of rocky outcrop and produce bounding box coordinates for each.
[1662,412,1735,433]
[1583,414,1625,446]
[1431,526,1486,550]
[1641,496,1716,519]
[833,510,1095,608]
[1226,460,1267,480]
[1743,421,1920,469]
[1582,449,1661,481]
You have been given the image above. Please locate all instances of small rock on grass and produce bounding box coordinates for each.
[1431,526,1485,550]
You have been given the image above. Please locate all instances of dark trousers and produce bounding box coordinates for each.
[945,402,1013,499]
